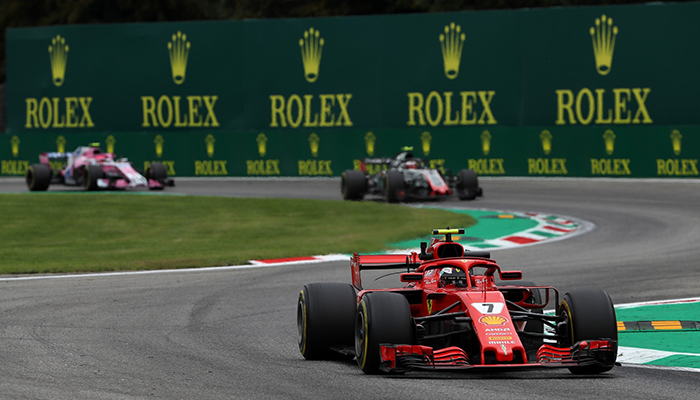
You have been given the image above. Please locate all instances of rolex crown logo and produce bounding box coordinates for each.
[309,133,320,158]
[154,135,165,158]
[439,22,466,80]
[364,131,376,156]
[106,135,116,154]
[603,129,616,156]
[257,133,268,157]
[48,35,69,87]
[670,129,682,156]
[56,135,67,153]
[590,15,618,76]
[540,130,553,155]
[11,136,20,158]
[480,130,492,156]
[421,131,432,156]
[299,28,324,83]
[205,134,216,158]
[168,31,191,85]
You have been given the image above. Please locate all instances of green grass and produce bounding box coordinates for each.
[0,193,475,274]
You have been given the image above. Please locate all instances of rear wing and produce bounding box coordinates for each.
[362,157,393,165]
[39,152,69,165]
[351,253,420,290]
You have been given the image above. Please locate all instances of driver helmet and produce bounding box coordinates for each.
[404,160,418,169]
[399,146,414,159]
[439,266,468,288]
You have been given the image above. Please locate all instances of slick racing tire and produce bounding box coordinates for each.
[297,283,356,360]
[26,163,52,191]
[83,165,105,191]
[355,292,413,374]
[558,288,618,374]
[341,170,367,200]
[456,169,479,200]
[384,170,405,203]
[145,162,168,189]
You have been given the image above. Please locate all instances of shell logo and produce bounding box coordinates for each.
[479,315,507,326]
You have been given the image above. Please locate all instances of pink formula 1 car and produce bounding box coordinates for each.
[25,143,173,191]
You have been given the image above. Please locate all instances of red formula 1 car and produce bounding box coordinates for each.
[25,143,172,191]
[297,229,618,375]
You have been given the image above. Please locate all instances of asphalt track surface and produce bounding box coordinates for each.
[1,177,699,399]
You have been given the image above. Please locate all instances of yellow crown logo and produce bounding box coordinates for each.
[11,136,20,158]
[256,133,268,157]
[205,134,216,158]
[439,22,466,80]
[590,15,618,76]
[309,133,320,157]
[364,131,376,156]
[540,130,553,155]
[479,315,507,326]
[106,135,116,154]
[56,135,67,153]
[168,31,191,85]
[299,28,324,83]
[481,130,492,156]
[48,35,69,87]
[603,129,615,155]
[421,131,432,156]
[670,129,682,156]
[154,135,164,158]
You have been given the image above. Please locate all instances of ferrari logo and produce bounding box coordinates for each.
[427,299,434,315]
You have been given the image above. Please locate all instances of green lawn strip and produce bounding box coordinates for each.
[0,193,475,274]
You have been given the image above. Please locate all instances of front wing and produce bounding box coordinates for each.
[379,340,617,373]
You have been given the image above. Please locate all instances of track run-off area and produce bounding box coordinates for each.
[0,177,699,399]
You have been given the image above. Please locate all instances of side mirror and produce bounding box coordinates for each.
[419,241,434,260]
[400,273,423,282]
[499,270,523,280]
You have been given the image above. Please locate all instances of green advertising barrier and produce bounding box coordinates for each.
[2,126,697,178]
[3,2,700,178]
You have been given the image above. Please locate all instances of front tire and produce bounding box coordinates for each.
[559,288,618,374]
[83,165,105,191]
[355,292,413,374]
[456,169,479,200]
[297,283,356,360]
[26,164,52,191]
[341,170,367,200]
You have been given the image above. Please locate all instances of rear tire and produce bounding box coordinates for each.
[456,169,479,200]
[341,170,367,200]
[384,170,405,203]
[355,292,413,374]
[83,165,105,191]
[26,164,52,191]
[297,283,356,360]
[145,162,168,189]
[559,288,617,374]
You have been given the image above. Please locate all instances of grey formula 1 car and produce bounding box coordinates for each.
[341,147,482,202]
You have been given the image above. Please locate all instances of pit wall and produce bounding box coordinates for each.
[2,2,699,178]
